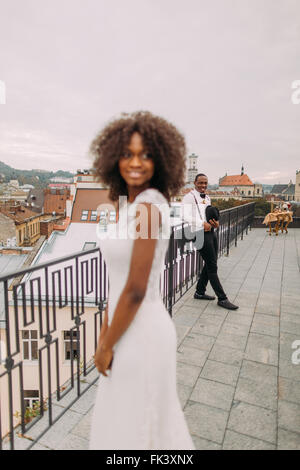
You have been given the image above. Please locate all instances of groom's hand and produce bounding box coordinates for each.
[209,219,219,229]
[204,222,212,232]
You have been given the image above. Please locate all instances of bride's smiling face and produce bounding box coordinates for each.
[119,132,155,190]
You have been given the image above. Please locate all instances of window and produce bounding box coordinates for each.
[0,340,5,363]
[81,210,89,221]
[248,191,251,195]
[24,390,39,409]
[109,211,116,222]
[22,330,38,361]
[83,242,96,251]
[90,210,97,221]
[63,330,79,360]
[257,189,260,194]
[99,210,107,222]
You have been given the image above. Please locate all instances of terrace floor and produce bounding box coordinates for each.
[15,228,300,450]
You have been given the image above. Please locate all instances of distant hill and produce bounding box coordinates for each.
[0,161,75,189]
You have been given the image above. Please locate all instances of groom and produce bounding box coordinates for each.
[182,173,238,310]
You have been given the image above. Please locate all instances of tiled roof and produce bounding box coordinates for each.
[43,188,70,215]
[219,174,253,186]
[282,184,295,195]
[0,253,29,324]
[26,189,45,213]
[71,188,112,223]
[0,205,39,223]
[270,184,288,194]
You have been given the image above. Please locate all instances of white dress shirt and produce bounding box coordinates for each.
[181,189,211,229]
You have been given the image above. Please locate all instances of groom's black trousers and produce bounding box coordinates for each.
[196,230,227,301]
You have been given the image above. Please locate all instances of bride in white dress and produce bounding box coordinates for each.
[89,111,194,450]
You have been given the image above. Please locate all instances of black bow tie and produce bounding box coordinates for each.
[200,193,206,199]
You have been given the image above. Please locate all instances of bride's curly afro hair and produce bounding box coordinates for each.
[90,111,186,202]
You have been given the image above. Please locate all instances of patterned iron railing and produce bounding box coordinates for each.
[0,202,255,450]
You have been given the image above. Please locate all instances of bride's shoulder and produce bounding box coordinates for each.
[134,188,168,206]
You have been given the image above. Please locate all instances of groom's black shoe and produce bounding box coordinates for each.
[217,299,239,310]
[194,292,216,300]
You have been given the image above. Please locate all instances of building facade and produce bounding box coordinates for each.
[295,170,300,202]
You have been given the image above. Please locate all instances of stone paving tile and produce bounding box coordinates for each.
[177,383,193,409]
[280,312,300,325]
[177,346,209,367]
[250,318,279,338]
[278,400,300,434]
[175,324,190,345]
[230,306,256,317]
[70,384,97,415]
[234,376,277,411]
[233,295,258,308]
[281,320,300,335]
[192,435,221,450]
[184,298,210,310]
[37,409,85,449]
[192,320,222,337]
[240,359,277,380]
[176,362,201,388]
[277,428,300,450]
[184,401,228,444]
[227,401,277,444]
[244,333,279,366]
[223,429,275,450]
[278,377,300,404]
[56,433,89,450]
[255,306,281,316]
[30,442,51,451]
[190,377,235,411]
[279,332,300,360]
[220,322,250,337]
[281,304,300,315]
[180,332,215,351]
[225,312,253,326]
[200,360,240,387]
[208,343,244,368]
[198,311,226,326]
[279,359,300,381]
[215,332,248,351]
[71,407,93,440]
[173,308,200,327]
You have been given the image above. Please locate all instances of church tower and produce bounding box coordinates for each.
[187,153,198,183]
[295,170,300,202]
[241,164,244,176]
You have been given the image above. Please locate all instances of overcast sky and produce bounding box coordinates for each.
[0,0,299,184]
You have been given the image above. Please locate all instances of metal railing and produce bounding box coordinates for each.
[0,202,255,449]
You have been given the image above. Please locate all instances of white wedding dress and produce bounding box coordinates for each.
[89,188,194,450]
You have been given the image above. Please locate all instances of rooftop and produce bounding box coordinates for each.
[271,184,289,194]
[8,228,299,450]
[70,188,111,222]
[0,253,29,326]
[219,174,254,187]
[0,204,39,223]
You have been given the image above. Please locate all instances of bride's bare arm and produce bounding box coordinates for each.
[94,203,161,375]
[97,304,109,348]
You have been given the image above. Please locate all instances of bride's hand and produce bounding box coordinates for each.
[94,344,113,376]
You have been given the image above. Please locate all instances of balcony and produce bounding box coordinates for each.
[7,204,300,449]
